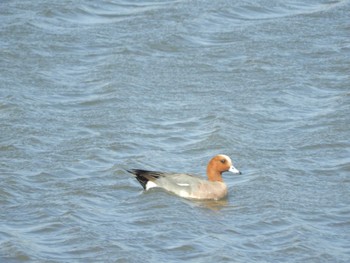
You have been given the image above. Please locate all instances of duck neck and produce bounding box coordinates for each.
[206,167,223,182]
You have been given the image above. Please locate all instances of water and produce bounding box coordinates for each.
[1,0,350,262]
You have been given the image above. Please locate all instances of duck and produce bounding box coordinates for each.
[127,154,241,200]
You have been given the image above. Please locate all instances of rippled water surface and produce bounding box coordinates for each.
[1,0,350,262]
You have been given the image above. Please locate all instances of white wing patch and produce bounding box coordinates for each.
[176,183,190,187]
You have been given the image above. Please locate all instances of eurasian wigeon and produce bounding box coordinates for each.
[128,154,241,200]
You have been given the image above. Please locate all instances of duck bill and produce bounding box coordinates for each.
[228,165,241,175]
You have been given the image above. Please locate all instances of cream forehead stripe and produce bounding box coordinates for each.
[218,154,232,163]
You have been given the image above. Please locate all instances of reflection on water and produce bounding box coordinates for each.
[190,199,229,211]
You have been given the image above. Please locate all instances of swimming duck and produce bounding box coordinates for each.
[128,154,241,200]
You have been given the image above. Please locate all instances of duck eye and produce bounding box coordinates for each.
[220,159,226,164]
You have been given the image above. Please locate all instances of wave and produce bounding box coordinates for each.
[53,0,181,25]
[210,0,348,22]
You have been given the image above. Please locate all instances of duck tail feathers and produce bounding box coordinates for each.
[127,169,160,190]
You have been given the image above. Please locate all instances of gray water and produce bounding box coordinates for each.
[1,0,350,262]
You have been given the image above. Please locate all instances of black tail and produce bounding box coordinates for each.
[127,169,160,190]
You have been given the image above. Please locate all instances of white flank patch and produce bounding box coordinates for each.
[145,181,158,190]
